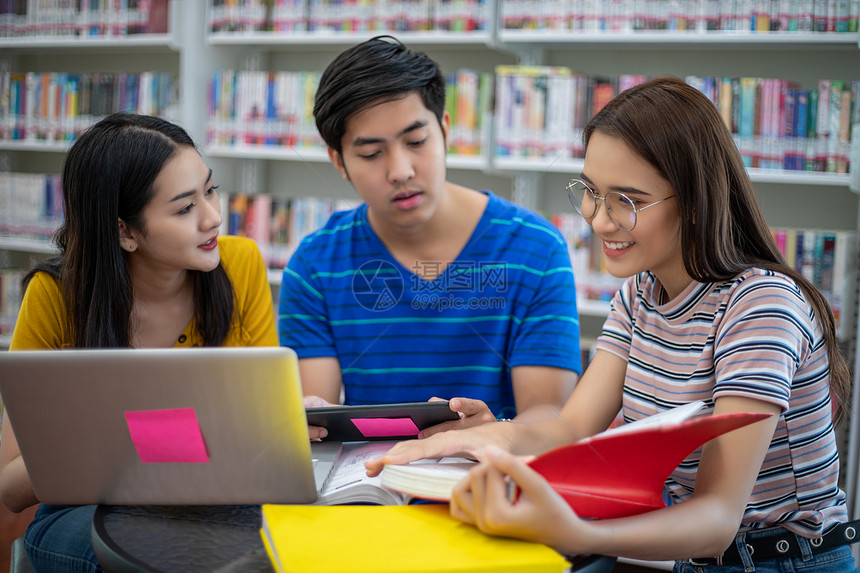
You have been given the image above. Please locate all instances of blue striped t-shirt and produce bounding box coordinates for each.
[278,191,582,418]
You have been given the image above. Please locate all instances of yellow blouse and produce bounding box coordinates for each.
[10,235,278,350]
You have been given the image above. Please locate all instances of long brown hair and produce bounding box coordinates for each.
[584,76,849,421]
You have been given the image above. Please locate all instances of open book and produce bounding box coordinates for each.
[381,400,771,519]
[315,441,474,506]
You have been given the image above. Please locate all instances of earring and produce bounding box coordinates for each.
[126,242,137,252]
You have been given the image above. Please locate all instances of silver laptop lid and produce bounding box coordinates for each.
[0,346,317,506]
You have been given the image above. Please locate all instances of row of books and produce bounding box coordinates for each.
[4,0,859,39]
[550,211,857,336]
[221,192,358,269]
[446,69,493,156]
[209,0,491,34]
[771,226,856,334]
[207,68,492,156]
[203,0,860,34]
[689,76,856,172]
[0,71,179,143]
[0,0,170,38]
[207,69,322,149]
[0,172,63,242]
[493,66,857,174]
[2,67,856,178]
[501,0,860,32]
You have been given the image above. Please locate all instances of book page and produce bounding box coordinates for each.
[316,441,407,505]
[380,457,477,501]
[601,400,707,437]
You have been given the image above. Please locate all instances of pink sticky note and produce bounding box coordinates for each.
[351,417,420,438]
[125,408,209,463]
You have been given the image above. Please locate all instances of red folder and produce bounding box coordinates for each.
[526,411,771,520]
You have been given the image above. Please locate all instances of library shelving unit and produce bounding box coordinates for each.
[200,6,860,533]
[2,7,859,506]
[199,8,860,528]
[1,6,858,370]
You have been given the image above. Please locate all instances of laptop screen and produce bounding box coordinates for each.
[0,346,317,505]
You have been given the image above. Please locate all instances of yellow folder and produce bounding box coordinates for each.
[260,503,569,573]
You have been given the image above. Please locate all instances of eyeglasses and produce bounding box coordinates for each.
[567,178,675,232]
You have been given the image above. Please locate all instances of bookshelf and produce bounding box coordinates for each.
[0,0,859,558]
[1,5,858,316]
[198,14,860,528]
[2,4,858,339]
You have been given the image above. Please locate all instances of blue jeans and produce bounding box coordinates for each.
[673,527,857,573]
[25,504,104,573]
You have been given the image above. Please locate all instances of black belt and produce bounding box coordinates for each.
[688,521,860,566]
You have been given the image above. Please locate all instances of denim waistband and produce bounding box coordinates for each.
[687,521,859,566]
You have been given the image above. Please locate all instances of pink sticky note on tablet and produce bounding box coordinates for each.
[125,408,209,463]
[351,417,420,438]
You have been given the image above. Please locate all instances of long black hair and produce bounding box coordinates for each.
[27,113,235,348]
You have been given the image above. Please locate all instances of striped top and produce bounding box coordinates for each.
[596,269,847,538]
[278,191,582,418]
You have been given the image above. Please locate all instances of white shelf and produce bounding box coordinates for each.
[207,30,496,48]
[0,33,178,51]
[205,144,491,171]
[206,144,330,162]
[446,154,491,171]
[577,298,611,317]
[0,334,12,349]
[493,156,855,188]
[203,145,854,187]
[498,30,860,49]
[0,237,58,254]
[0,140,72,153]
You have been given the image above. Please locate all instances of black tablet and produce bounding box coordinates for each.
[305,401,460,441]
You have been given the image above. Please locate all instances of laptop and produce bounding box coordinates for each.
[0,346,320,506]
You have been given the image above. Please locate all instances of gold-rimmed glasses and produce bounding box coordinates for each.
[567,178,674,232]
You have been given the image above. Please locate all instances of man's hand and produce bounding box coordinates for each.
[304,395,336,440]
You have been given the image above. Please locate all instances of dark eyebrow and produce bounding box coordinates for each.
[351,120,427,147]
[169,169,213,202]
[580,173,651,198]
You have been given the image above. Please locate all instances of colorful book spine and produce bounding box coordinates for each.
[738,77,758,168]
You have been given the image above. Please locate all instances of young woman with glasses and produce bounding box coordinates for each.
[367,76,855,571]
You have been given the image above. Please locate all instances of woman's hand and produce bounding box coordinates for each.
[451,445,587,553]
[365,420,515,476]
[418,397,497,438]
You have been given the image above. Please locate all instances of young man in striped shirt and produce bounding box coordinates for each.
[278,36,582,435]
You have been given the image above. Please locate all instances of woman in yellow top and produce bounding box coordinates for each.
[0,113,278,572]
